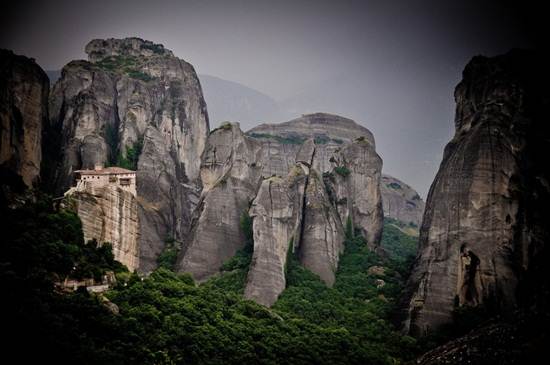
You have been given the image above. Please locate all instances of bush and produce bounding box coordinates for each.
[387,182,402,190]
[116,137,144,170]
[314,135,330,144]
[334,166,351,177]
[156,237,180,271]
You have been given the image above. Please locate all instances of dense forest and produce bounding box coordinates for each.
[1,194,423,364]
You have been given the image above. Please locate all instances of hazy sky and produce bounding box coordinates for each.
[1,0,541,197]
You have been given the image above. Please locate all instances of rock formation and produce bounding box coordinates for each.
[0,49,49,189]
[380,174,425,227]
[67,184,140,271]
[46,38,209,271]
[299,168,345,285]
[177,123,262,281]
[178,114,383,305]
[399,50,550,336]
[244,165,308,306]
[324,138,384,250]
[248,112,376,175]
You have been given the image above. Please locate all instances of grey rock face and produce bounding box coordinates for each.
[48,60,116,192]
[0,49,49,188]
[179,115,383,305]
[399,50,550,337]
[380,174,425,227]
[177,123,262,281]
[47,38,209,272]
[249,113,384,248]
[299,168,345,285]
[248,112,375,176]
[244,166,308,306]
[67,184,140,271]
[325,138,384,249]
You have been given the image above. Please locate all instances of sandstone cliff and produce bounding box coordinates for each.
[178,114,383,305]
[380,174,425,227]
[299,168,345,285]
[249,113,384,249]
[67,184,140,271]
[399,50,550,336]
[0,49,49,189]
[248,112,376,175]
[324,138,384,250]
[244,166,307,306]
[46,38,209,271]
[177,123,262,281]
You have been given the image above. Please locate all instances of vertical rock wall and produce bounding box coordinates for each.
[69,184,140,271]
[179,116,383,306]
[0,49,49,189]
[46,38,209,272]
[177,123,262,281]
[244,166,308,306]
[399,50,550,336]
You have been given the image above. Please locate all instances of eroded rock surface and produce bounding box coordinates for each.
[325,138,384,249]
[244,166,308,306]
[68,184,140,271]
[380,174,425,227]
[399,50,550,337]
[46,38,209,272]
[299,168,345,285]
[0,49,49,189]
[177,123,262,281]
[248,112,375,175]
[179,115,383,305]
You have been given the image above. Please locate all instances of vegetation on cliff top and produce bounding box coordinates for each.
[96,55,153,81]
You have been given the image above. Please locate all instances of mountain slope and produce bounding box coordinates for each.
[199,74,285,131]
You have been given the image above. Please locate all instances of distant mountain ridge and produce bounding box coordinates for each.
[198,74,287,131]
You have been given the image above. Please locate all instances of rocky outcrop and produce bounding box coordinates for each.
[85,38,174,63]
[299,168,345,285]
[47,38,209,272]
[324,137,384,249]
[380,174,425,227]
[179,115,383,305]
[248,112,376,175]
[244,165,308,306]
[177,123,262,281]
[399,50,550,337]
[0,49,49,189]
[67,184,140,271]
[244,137,346,304]
[414,312,548,365]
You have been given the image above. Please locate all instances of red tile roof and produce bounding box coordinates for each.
[75,167,136,175]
